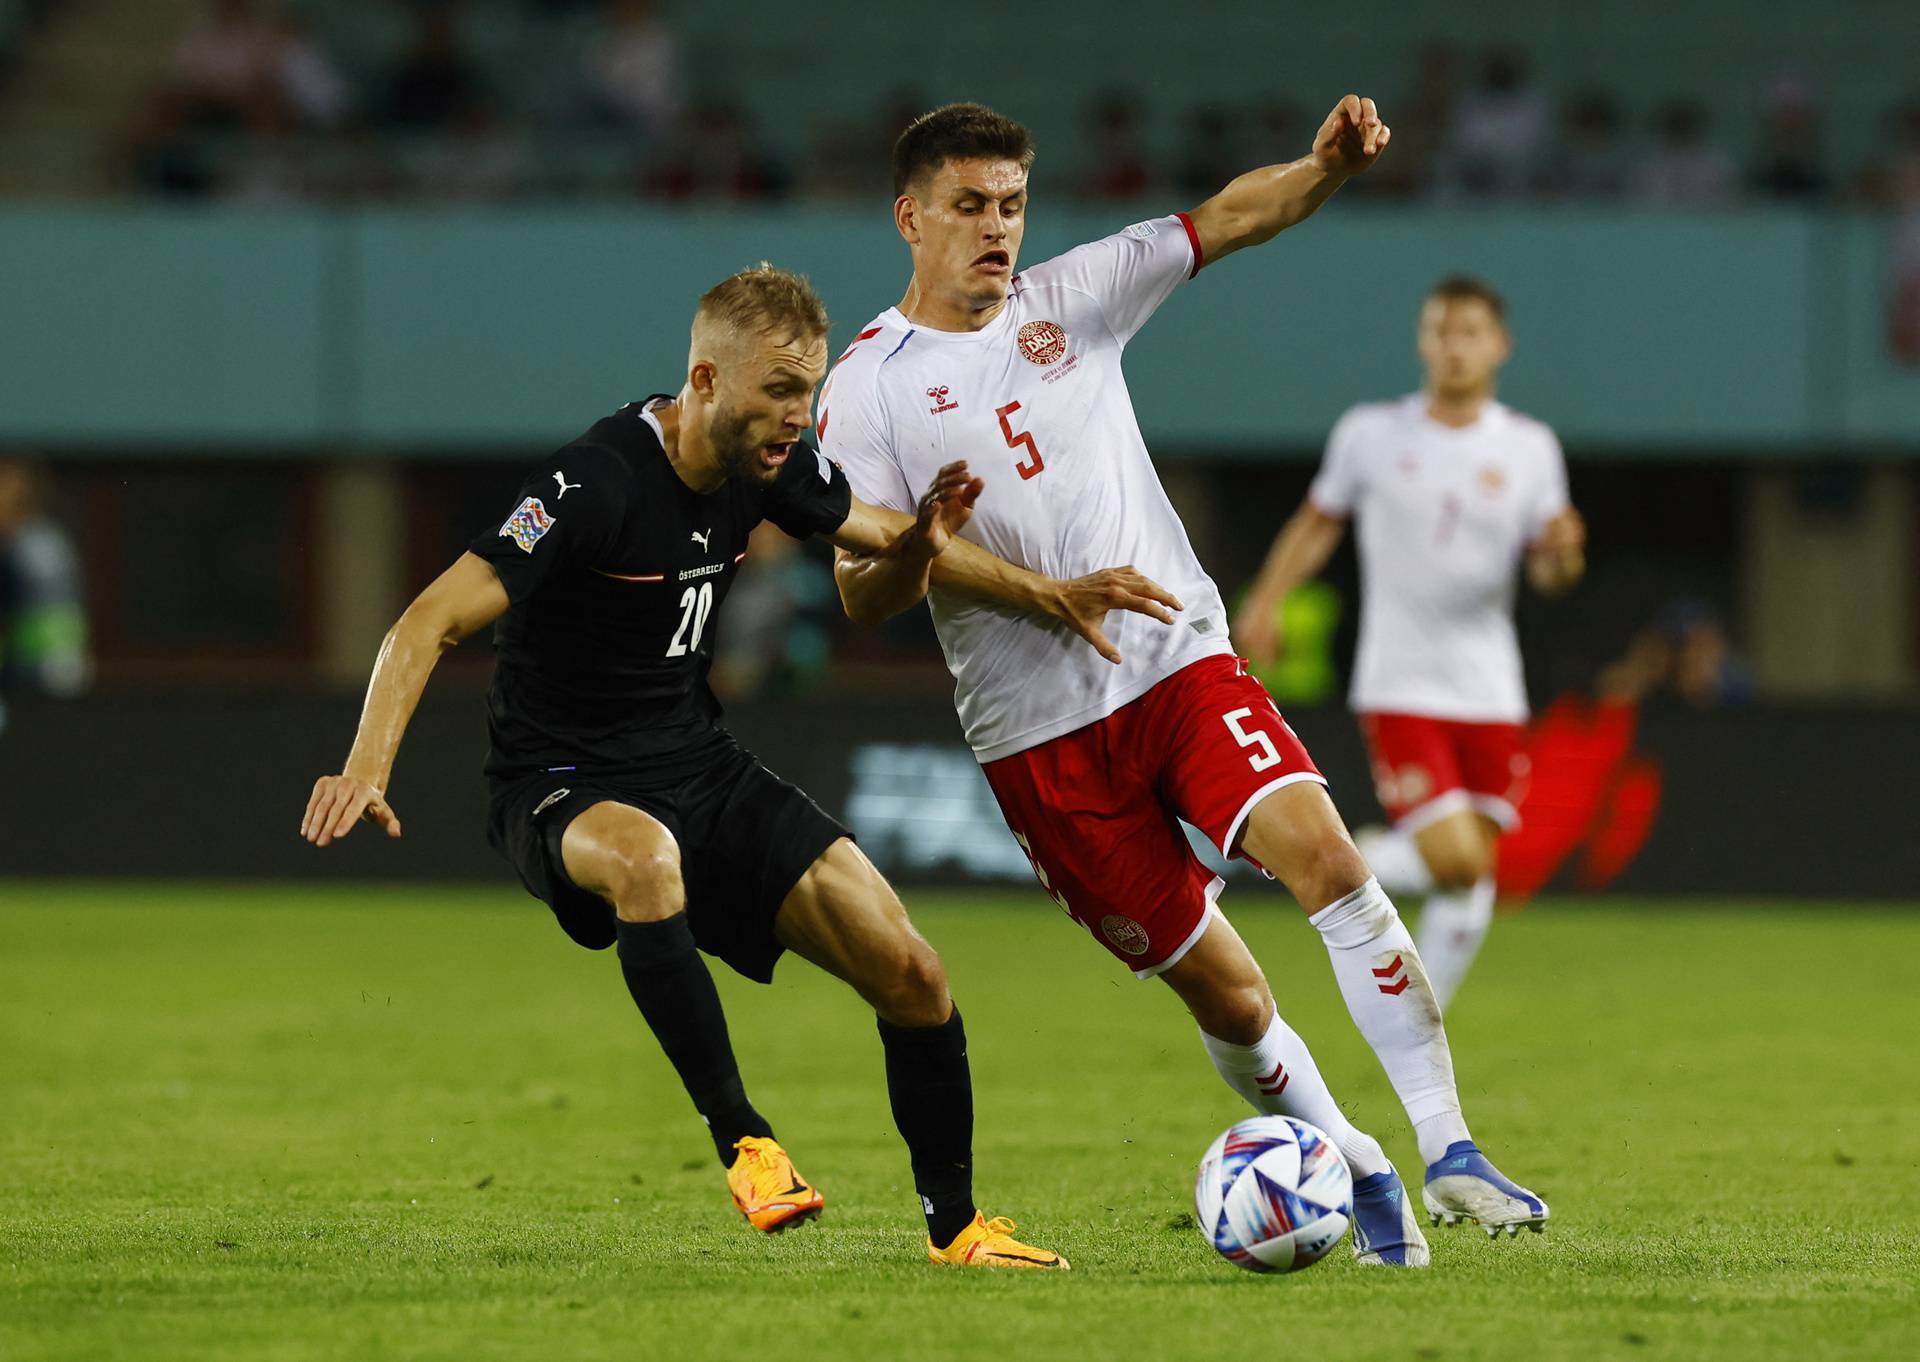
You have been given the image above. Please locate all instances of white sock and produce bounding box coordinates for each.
[1199,1011,1391,1180]
[1310,878,1471,1165]
[1414,877,1496,1010]
[1355,825,1433,896]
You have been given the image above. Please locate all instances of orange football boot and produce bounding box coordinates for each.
[928,1212,1070,1270]
[727,1136,824,1233]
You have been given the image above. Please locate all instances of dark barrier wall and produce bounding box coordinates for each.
[0,692,1914,899]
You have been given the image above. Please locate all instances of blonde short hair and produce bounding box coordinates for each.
[695,263,831,350]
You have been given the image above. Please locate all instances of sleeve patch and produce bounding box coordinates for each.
[500,496,556,553]
[813,447,834,484]
[1122,220,1159,240]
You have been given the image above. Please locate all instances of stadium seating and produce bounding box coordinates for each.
[285,0,1919,184]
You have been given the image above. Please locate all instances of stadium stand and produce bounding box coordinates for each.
[0,1,1916,204]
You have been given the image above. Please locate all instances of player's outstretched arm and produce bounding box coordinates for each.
[831,459,986,625]
[1230,501,1348,664]
[1526,507,1587,597]
[300,552,509,848]
[831,462,1183,664]
[1186,94,1390,269]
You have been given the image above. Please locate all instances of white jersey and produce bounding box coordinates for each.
[1308,393,1570,723]
[820,215,1233,763]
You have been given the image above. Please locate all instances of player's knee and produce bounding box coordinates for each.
[605,847,685,923]
[1425,841,1490,890]
[1288,833,1373,910]
[1195,983,1270,1047]
[874,939,951,1027]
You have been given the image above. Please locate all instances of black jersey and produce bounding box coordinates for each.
[468,397,852,779]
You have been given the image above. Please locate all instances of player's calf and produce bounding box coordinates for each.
[777,839,992,1248]
[558,803,776,1167]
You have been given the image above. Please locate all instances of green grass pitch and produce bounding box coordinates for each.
[3,882,1917,1362]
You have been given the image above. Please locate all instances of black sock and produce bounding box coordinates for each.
[616,914,773,1165]
[877,1004,976,1247]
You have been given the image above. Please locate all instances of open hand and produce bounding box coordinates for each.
[908,460,985,556]
[302,775,402,847]
[1052,566,1184,665]
[1311,94,1390,177]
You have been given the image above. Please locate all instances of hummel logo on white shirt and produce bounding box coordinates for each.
[691,529,711,551]
[552,471,581,499]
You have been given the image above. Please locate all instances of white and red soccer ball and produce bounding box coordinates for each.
[1194,1116,1352,1273]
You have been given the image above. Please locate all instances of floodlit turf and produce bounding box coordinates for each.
[2,883,1916,1362]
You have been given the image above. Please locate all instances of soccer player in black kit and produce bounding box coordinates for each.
[302,265,1183,1269]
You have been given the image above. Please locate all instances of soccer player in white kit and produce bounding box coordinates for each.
[1234,277,1587,1008]
[820,100,1549,1263]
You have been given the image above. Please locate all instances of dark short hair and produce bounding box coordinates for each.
[696,262,830,347]
[891,103,1035,197]
[1426,274,1507,323]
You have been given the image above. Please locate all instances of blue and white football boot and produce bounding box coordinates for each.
[1349,1167,1430,1267]
[1422,1141,1549,1237]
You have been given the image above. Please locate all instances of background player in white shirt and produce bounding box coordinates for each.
[1235,278,1586,1007]
[822,100,1549,1263]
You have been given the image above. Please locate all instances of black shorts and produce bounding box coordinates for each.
[486,737,850,983]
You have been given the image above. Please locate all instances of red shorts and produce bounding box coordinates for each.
[1357,711,1529,832]
[980,656,1324,978]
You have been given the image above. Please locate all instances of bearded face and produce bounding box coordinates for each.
[707,397,779,487]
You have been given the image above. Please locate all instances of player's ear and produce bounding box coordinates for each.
[894,193,919,245]
[689,359,718,400]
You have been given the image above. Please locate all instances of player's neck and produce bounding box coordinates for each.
[657,395,729,494]
[896,276,1007,333]
[1424,387,1495,429]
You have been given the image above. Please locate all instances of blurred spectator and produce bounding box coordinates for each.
[1872,102,1920,362]
[1367,43,1453,199]
[130,1,350,200]
[1079,93,1156,201]
[1245,99,1303,171]
[0,460,92,737]
[1445,47,1549,198]
[414,102,529,200]
[1175,105,1242,200]
[802,92,923,202]
[581,0,684,139]
[1888,215,1920,364]
[1544,92,1630,202]
[222,93,311,202]
[1855,100,1920,210]
[1635,101,1735,207]
[1748,76,1830,201]
[272,9,351,132]
[379,2,488,131]
[167,0,280,129]
[124,89,221,198]
[1596,598,1751,707]
[647,100,787,201]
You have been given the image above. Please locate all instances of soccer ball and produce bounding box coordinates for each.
[1194,1115,1352,1273]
